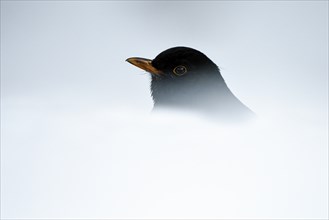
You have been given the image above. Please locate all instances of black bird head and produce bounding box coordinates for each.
[127,46,254,119]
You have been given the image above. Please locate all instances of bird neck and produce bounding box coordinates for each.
[150,73,229,110]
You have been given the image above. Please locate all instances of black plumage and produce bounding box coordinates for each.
[126,46,254,121]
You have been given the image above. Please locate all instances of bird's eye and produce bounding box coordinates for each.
[173,65,187,76]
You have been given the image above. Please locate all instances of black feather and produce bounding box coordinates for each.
[149,47,254,120]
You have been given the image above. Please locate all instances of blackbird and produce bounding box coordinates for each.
[126,46,254,120]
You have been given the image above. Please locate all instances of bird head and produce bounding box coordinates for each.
[126,46,220,79]
[126,47,227,109]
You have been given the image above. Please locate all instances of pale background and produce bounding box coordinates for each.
[1,1,328,219]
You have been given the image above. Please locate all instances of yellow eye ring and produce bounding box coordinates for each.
[173,65,187,76]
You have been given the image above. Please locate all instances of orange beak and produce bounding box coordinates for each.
[126,57,162,75]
